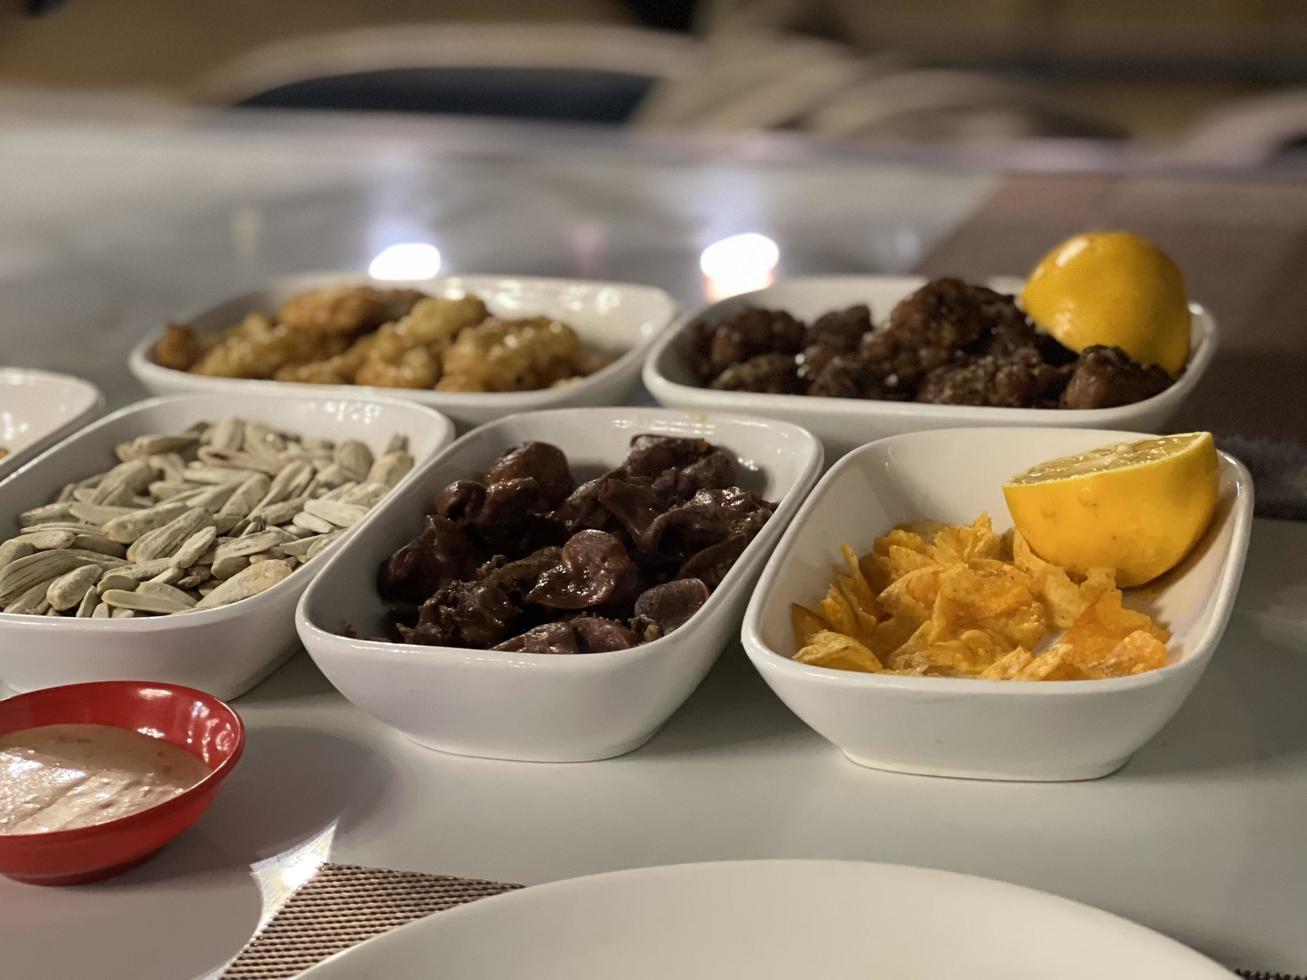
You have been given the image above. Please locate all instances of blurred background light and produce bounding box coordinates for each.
[368,241,442,280]
[699,232,780,300]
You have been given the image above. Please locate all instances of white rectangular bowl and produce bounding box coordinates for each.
[129,273,678,431]
[297,407,823,762]
[742,427,1253,782]
[0,393,454,700]
[0,369,103,481]
[644,276,1218,460]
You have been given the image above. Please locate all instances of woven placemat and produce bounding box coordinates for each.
[223,862,1301,980]
[222,863,519,979]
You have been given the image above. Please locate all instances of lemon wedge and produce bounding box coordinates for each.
[1003,433,1219,586]
[1021,231,1191,376]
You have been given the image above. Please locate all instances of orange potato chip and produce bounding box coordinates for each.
[868,613,921,659]
[1059,590,1170,673]
[878,564,944,622]
[791,603,828,649]
[978,646,1034,679]
[1013,531,1117,629]
[791,517,1170,682]
[1015,644,1087,681]
[1080,629,1170,678]
[795,630,884,673]
[930,513,1003,564]
[888,628,1004,676]
[929,559,1047,650]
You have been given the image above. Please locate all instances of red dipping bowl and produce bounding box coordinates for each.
[0,680,244,885]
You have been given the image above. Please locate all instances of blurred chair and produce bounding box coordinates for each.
[192,23,697,124]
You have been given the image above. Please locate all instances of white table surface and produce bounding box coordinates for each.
[1,97,1305,979]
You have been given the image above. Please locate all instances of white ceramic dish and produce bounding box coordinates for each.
[0,393,454,701]
[298,860,1233,979]
[742,427,1253,782]
[644,275,1218,459]
[0,369,103,480]
[129,273,678,431]
[297,407,823,762]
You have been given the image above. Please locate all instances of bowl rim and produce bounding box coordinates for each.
[0,679,245,844]
[0,391,454,631]
[0,368,105,479]
[643,274,1218,422]
[127,271,679,409]
[296,405,824,671]
[740,426,1254,696]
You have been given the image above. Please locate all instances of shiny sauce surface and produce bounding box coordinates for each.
[0,723,209,834]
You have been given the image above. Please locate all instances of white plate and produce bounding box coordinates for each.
[129,273,678,431]
[298,860,1233,979]
[0,393,454,700]
[297,408,823,762]
[743,427,1253,781]
[643,275,1218,460]
[0,369,103,480]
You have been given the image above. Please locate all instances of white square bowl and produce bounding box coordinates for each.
[296,407,824,762]
[129,273,678,431]
[0,393,454,700]
[643,276,1218,460]
[0,369,103,481]
[741,427,1253,782]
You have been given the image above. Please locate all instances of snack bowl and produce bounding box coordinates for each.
[0,368,103,480]
[128,273,679,431]
[741,427,1253,781]
[0,680,244,885]
[297,407,823,762]
[643,276,1218,460]
[0,393,454,700]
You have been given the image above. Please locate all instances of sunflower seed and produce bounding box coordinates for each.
[170,526,218,569]
[305,530,342,561]
[47,564,103,611]
[217,473,271,520]
[137,581,197,608]
[0,539,36,569]
[194,559,293,610]
[0,551,90,604]
[6,580,53,615]
[101,500,190,544]
[128,508,213,562]
[303,498,368,528]
[19,502,75,527]
[367,451,413,488]
[292,511,335,535]
[210,417,244,452]
[146,567,186,587]
[214,530,284,563]
[75,587,100,617]
[91,601,111,618]
[212,554,249,580]
[334,440,373,480]
[70,533,127,559]
[68,503,135,526]
[19,529,77,551]
[102,589,193,614]
[97,572,139,594]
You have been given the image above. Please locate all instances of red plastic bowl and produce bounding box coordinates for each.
[0,680,244,886]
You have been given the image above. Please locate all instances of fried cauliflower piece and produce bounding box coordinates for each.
[436,316,597,393]
[274,334,379,385]
[277,285,427,336]
[191,313,349,379]
[349,296,489,389]
[152,323,210,371]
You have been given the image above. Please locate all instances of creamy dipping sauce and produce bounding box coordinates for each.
[0,724,209,834]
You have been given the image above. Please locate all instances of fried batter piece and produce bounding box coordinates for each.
[191,313,349,379]
[277,285,426,336]
[273,334,379,385]
[354,296,489,389]
[152,322,210,372]
[436,317,597,393]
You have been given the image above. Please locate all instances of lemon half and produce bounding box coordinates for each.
[1021,231,1191,376]
[1003,433,1219,586]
